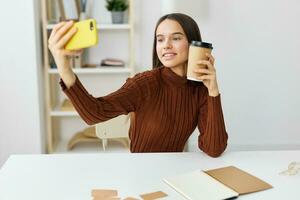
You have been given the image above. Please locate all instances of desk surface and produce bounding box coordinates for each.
[0,151,299,200]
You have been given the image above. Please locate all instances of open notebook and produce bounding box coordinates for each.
[163,166,272,200]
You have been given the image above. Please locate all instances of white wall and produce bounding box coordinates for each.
[149,0,300,151]
[0,0,45,167]
[134,0,162,72]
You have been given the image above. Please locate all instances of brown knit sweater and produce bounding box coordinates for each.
[60,67,228,157]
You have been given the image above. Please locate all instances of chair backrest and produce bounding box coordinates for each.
[95,115,130,139]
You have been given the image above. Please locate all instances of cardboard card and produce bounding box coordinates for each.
[123,197,140,200]
[93,197,120,200]
[91,189,118,198]
[93,198,120,200]
[140,191,168,200]
[205,166,273,195]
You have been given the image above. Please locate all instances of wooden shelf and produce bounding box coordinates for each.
[48,67,132,74]
[97,24,131,30]
[46,23,131,30]
[50,100,78,117]
[50,109,79,117]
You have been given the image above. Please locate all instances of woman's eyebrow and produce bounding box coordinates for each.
[156,32,184,37]
[172,32,184,36]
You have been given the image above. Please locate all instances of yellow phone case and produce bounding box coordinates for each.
[65,19,98,50]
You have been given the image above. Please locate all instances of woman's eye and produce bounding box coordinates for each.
[173,37,181,41]
[157,38,163,42]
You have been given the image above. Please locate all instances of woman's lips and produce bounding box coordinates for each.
[162,53,177,59]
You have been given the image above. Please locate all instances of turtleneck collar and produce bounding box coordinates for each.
[161,66,188,87]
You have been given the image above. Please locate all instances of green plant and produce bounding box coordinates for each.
[106,0,128,11]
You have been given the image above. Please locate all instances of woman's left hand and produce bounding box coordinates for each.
[194,53,220,97]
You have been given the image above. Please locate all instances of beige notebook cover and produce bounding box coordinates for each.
[205,166,273,195]
[163,166,272,200]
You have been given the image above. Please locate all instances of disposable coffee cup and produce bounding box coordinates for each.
[187,41,213,82]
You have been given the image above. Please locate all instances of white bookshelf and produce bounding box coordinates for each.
[50,110,79,117]
[42,0,135,153]
[46,23,131,30]
[48,67,132,74]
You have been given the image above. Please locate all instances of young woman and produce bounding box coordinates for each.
[48,13,228,157]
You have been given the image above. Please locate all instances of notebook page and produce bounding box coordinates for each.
[164,170,239,200]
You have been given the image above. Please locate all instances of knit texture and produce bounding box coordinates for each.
[60,67,228,157]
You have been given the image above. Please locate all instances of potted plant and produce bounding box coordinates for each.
[106,0,128,24]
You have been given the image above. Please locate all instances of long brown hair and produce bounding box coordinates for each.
[152,13,202,69]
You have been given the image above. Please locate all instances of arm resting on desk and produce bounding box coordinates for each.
[198,94,228,157]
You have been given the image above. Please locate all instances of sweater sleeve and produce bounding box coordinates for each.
[197,90,228,157]
[60,72,156,125]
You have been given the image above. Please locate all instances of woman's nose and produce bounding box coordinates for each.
[163,39,172,49]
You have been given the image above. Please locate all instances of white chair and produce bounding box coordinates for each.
[95,114,130,151]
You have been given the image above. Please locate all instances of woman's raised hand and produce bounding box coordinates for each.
[48,21,83,88]
[193,53,220,97]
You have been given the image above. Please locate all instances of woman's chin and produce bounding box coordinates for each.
[162,62,183,68]
[161,61,178,68]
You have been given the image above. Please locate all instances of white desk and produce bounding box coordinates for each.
[0,151,299,200]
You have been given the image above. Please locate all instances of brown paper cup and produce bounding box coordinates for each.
[187,41,213,82]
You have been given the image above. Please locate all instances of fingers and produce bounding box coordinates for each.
[49,20,74,45]
[194,58,216,80]
[194,68,215,81]
[206,53,215,65]
[62,49,83,56]
[48,21,66,42]
[196,60,215,71]
[56,26,78,49]
[194,68,213,75]
[197,75,214,81]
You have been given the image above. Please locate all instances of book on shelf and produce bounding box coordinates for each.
[163,166,272,200]
[100,58,125,67]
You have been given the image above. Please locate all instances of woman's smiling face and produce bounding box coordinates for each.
[156,19,189,69]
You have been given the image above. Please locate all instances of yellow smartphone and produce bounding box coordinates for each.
[65,19,98,50]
